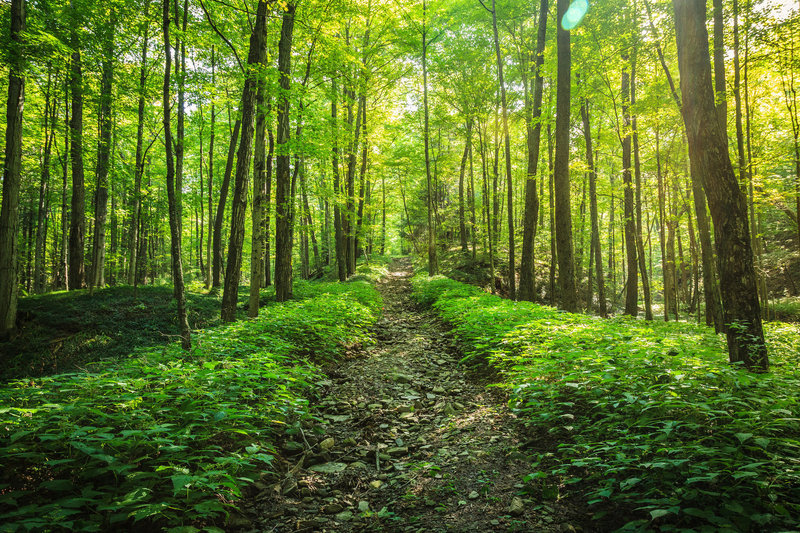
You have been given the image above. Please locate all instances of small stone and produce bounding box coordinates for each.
[343,437,357,447]
[458,500,467,506]
[369,480,383,489]
[454,401,465,410]
[308,462,347,474]
[386,446,408,457]
[283,440,304,454]
[442,403,457,416]
[320,437,335,451]
[509,496,525,516]
[468,490,479,500]
[323,503,344,514]
[358,501,370,512]
[491,519,500,526]
[397,405,414,413]
[391,373,412,383]
[432,386,445,394]
[335,511,353,521]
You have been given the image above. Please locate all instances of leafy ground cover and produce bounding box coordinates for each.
[412,274,800,532]
[0,280,382,532]
[0,286,225,380]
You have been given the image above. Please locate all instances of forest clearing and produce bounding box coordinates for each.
[2,0,800,530]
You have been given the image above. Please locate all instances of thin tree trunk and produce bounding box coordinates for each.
[212,117,241,288]
[621,53,638,316]
[35,69,54,294]
[581,95,606,317]
[274,3,296,301]
[162,0,190,349]
[458,121,471,254]
[331,77,346,281]
[423,0,437,276]
[90,11,115,291]
[68,0,86,290]
[248,69,267,317]
[519,0,547,302]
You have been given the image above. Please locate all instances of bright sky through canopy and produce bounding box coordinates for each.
[561,0,589,30]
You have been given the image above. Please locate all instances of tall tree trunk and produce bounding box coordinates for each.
[621,53,638,316]
[34,69,54,294]
[162,0,190,349]
[581,95,606,317]
[673,0,767,371]
[423,0,437,276]
[631,43,653,320]
[458,121,471,254]
[222,0,268,321]
[174,0,187,235]
[331,77,346,281]
[248,70,267,317]
[712,0,727,139]
[68,0,86,290]
[90,10,115,291]
[519,0,547,302]
[487,0,515,299]
[0,0,25,338]
[129,0,150,286]
[554,0,577,311]
[656,127,670,320]
[274,3,296,302]
[264,97,274,287]
[206,51,215,289]
[212,117,241,288]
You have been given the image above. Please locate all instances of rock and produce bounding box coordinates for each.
[432,386,446,394]
[442,403,457,416]
[386,446,408,457]
[397,405,414,413]
[358,501,370,512]
[308,462,348,474]
[283,440,304,454]
[509,496,525,516]
[280,477,298,495]
[391,373,412,384]
[491,519,500,526]
[468,490,479,500]
[369,480,383,489]
[347,461,368,469]
[454,401,465,410]
[322,503,344,514]
[342,437,357,447]
[320,437,335,451]
[335,511,353,521]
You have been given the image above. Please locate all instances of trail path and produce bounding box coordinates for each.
[241,259,582,532]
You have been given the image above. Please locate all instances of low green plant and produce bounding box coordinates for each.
[412,274,800,531]
[0,281,382,532]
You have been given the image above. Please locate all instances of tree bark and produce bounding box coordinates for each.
[0,0,25,338]
[274,3,296,302]
[673,0,767,371]
[248,70,267,317]
[222,0,269,321]
[621,53,638,316]
[519,0,547,303]
[554,0,577,311]
[581,95,606,316]
[212,117,241,288]
[90,10,115,291]
[423,0,437,276]
[162,0,191,349]
[68,0,86,290]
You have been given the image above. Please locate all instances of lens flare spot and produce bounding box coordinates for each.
[561,0,589,30]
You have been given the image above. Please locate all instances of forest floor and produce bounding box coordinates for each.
[237,258,588,532]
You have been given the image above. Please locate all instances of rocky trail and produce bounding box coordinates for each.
[238,259,586,532]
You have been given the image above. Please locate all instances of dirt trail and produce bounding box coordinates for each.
[241,259,583,532]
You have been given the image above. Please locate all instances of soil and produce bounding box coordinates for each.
[236,258,591,532]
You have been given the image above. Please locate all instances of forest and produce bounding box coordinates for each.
[1,0,800,530]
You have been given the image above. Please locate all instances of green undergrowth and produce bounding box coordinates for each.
[0,285,225,380]
[412,274,800,532]
[0,280,381,532]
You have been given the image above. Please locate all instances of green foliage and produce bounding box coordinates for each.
[412,275,800,531]
[0,286,224,380]
[0,281,382,532]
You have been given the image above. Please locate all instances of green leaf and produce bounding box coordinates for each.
[735,432,753,444]
[649,509,672,520]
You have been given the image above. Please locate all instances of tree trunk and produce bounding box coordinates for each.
[162,0,190,349]
[458,121,471,254]
[68,1,86,291]
[90,11,115,291]
[581,96,606,317]
[519,0,547,303]
[274,3,296,302]
[554,0,577,311]
[206,48,215,289]
[34,69,54,294]
[673,0,767,371]
[212,117,241,288]
[621,53,638,316]
[0,0,25,338]
[423,0,437,276]
[248,70,267,317]
[222,0,268,321]
[331,77,346,281]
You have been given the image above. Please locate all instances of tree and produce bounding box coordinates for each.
[274,2,297,302]
[68,0,86,290]
[519,0,548,303]
[162,0,191,349]
[221,0,269,321]
[0,0,25,338]
[422,0,437,276]
[673,0,767,371]
[554,0,577,311]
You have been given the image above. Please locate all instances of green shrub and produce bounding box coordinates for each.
[413,275,800,531]
[0,281,382,532]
